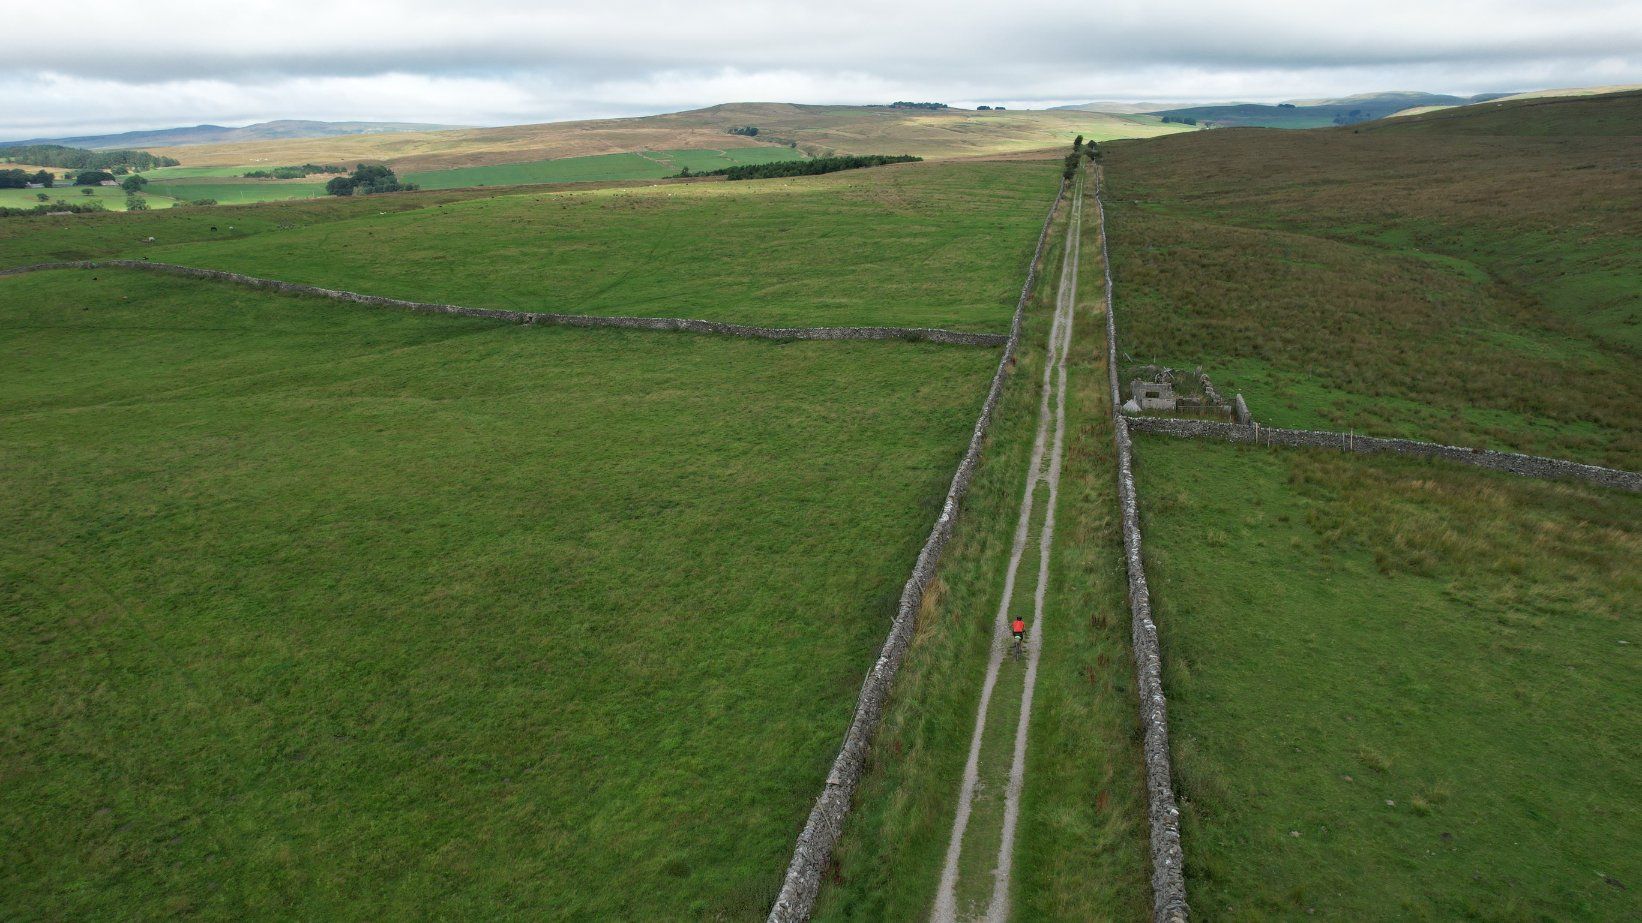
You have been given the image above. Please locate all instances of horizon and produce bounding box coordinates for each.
[0,85,1613,144]
[6,0,1639,139]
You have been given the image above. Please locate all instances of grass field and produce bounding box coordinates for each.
[1101,90,1641,468]
[817,168,1152,920]
[139,178,329,204]
[404,147,808,189]
[0,268,999,918]
[1132,435,1640,919]
[146,104,1193,172]
[3,159,1063,332]
[0,185,178,211]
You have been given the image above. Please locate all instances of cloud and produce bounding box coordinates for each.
[4,0,1639,137]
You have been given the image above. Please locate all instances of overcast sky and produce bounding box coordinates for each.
[5,0,1640,139]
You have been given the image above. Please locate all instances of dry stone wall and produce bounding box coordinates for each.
[767,178,1067,923]
[1094,170,1191,923]
[0,260,1009,348]
[1125,417,1641,493]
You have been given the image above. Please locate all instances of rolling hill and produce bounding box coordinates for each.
[4,120,467,150]
[139,103,1192,172]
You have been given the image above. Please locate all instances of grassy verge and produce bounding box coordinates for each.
[0,269,996,919]
[1132,434,1640,919]
[816,169,1150,920]
[1101,92,1640,468]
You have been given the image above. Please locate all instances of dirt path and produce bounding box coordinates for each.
[931,174,1083,923]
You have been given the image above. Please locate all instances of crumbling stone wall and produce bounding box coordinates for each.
[1095,172,1191,923]
[766,178,1068,923]
[1125,417,1641,492]
[0,260,1009,348]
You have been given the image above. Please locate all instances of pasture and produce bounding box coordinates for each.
[1101,90,1641,468]
[0,267,999,918]
[0,185,177,211]
[404,146,807,189]
[1132,435,1639,919]
[139,178,329,204]
[7,159,1062,331]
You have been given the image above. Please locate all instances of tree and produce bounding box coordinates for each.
[32,170,53,187]
[36,192,49,201]
[75,170,115,186]
[81,187,95,196]
[1073,134,1084,152]
[326,163,416,196]
[121,174,148,192]
[125,195,150,211]
[112,165,130,175]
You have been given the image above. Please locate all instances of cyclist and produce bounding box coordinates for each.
[1011,616,1027,656]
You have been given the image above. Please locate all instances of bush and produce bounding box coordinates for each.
[125,195,149,211]
[0,200,107,218]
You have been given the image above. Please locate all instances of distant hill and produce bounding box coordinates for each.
[4,120,469,150]
[1360,87,1642,137]
[1146,92,1507,128]
[135,103,1194,172]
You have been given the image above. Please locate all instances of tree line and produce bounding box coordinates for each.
[674,154,921,181]
[0,168,54,188]
[244,163,347,179]
[0,144,179,171]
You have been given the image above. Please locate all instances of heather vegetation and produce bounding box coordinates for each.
[1102,90,1641,468]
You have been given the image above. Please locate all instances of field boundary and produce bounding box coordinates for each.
[0,260,1010,348]
[1125,417,1641,492]
[1095,169,1191,923]
[768,177,1067,923]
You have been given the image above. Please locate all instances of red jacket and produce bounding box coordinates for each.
[1011,619,1026,634]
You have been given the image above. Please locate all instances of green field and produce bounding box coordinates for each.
[1133,435,1640,919]
[0,185,178,211]
[121,148,808,205]
[1102,91,1642,468]
[140,178,329,204]
[404,147,808,189]
[4,159,1062,331]
[0,268,998,918]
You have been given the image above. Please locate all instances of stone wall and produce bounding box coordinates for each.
[1125,417,1641,493]
[1095,171,1191,923]
[767,178,1067,923]
[0,260,1009,348]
